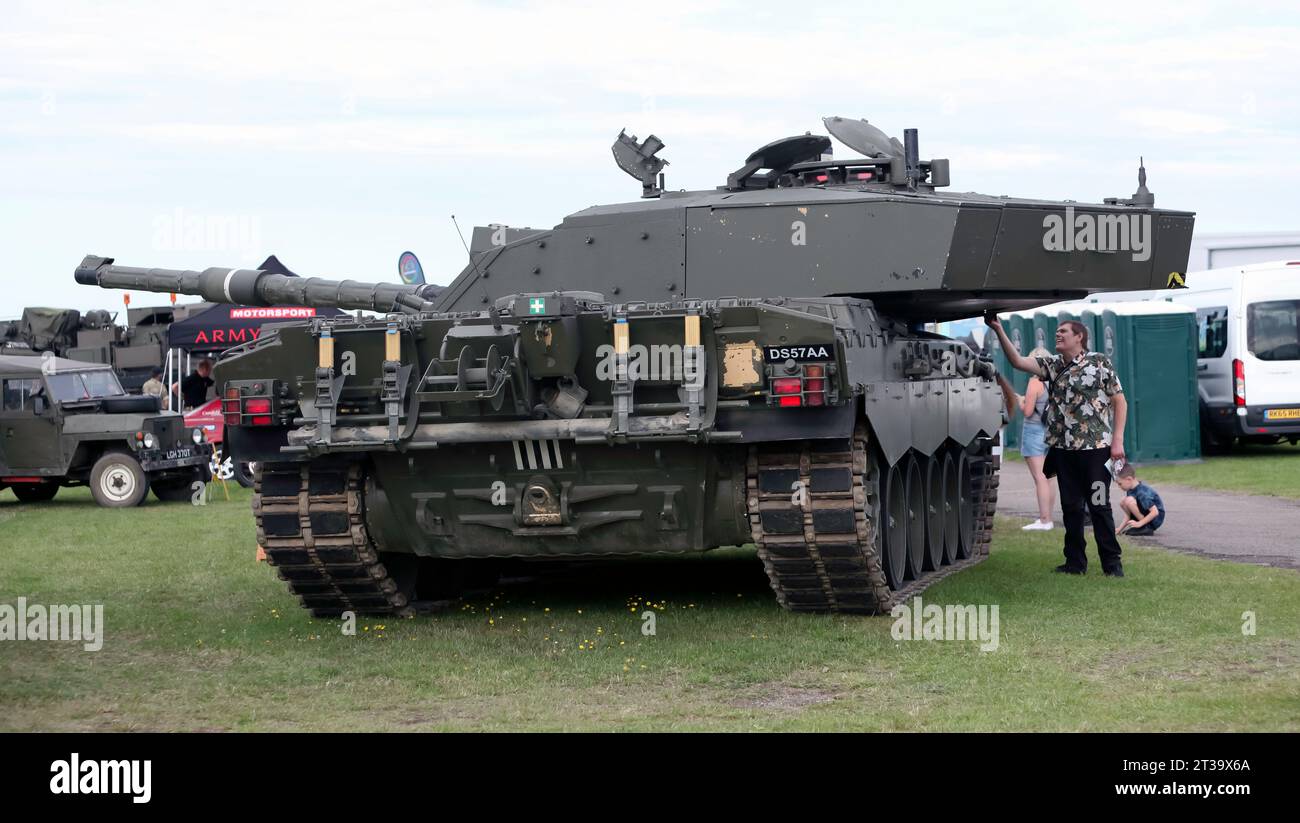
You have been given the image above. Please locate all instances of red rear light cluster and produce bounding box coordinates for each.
[222,387,241,426]
[245,398,273,426]
[771,377,802,407]
[769,365,830,408]
[222,386,275,426]
[1232,358,1246,407]
[803,364,826,406]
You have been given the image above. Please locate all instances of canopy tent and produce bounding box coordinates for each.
[165,254,344,353]
[167,303,344,352]
[161,255,345,412]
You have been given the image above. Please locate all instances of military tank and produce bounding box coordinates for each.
[73,117,1194,616]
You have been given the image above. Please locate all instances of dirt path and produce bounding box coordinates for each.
[995,455,1300,569]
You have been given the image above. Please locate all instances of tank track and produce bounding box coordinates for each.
[747,424,1000,614]
[254,461,413,618]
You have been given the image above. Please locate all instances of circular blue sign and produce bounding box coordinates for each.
[398,251,424,285]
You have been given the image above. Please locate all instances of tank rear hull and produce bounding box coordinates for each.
[364,442,751,559]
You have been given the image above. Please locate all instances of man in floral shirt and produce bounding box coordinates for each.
[985,314,1129,577]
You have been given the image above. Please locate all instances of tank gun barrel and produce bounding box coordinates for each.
[73,255,444,313]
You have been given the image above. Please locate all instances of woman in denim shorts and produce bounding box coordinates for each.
[1018,347,1055,530]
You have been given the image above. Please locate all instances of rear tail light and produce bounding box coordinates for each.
[1233,358,1246,407]
[802,364,826,405]
[222,387,241,426]
[244,397,273,426]
[769,364,831,408]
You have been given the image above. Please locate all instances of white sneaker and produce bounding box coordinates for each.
[1021,520,1054,531]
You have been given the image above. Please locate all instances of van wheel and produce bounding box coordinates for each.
[90,451,149,508]
[233,461,256,489]
[1199,406,1232,454]
[12,483,59,503]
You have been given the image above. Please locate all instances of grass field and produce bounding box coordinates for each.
[1006,441,1300,499]
[2,485,1298,731]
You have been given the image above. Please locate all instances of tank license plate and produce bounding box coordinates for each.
[1264,408,1300,420]
[764,344,834,362]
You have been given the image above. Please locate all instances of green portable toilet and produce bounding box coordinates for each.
[987,313,1010,374]
[1030,310,1057,362]
[1082,296,1106,347]
[995,311,1031,450]
[1053,301,1091,328]
[1005,311,1033,369]
[1081,303,1107,370]
[1052,300,1106,358]
[1096,302,1200,462]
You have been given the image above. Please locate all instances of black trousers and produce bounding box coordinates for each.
[1045,446,1123,572]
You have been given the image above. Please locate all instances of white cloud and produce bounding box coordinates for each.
[1,0,1298,314]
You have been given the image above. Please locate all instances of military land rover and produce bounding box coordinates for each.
[0,354,213,507]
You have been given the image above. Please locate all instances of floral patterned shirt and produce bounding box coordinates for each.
[1034,352,1124,450]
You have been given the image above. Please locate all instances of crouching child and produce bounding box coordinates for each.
[1115,463,1165,537]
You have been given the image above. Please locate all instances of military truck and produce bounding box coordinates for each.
[0,354,213,506]
[0,303,213,392]
[73,118,1194,614]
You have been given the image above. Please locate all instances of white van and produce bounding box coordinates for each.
[1160,262,1300,446]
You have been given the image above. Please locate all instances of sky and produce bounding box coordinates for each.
[1,0,1298,316]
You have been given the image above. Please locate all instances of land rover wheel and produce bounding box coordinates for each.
[90,451,148,508]
[12,482,59,503]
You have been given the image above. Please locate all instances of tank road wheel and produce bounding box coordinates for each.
[903,455,926,580]
[941,452,960,565]
[881,461,909,590]
[254,462,422,618]
[90,451,149,508]
[954,450,975,559]
[11,482,59,503]
[747,423,1002,614]
[923,453,945,571]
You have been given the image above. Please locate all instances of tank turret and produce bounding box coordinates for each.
[74,255,445,314]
